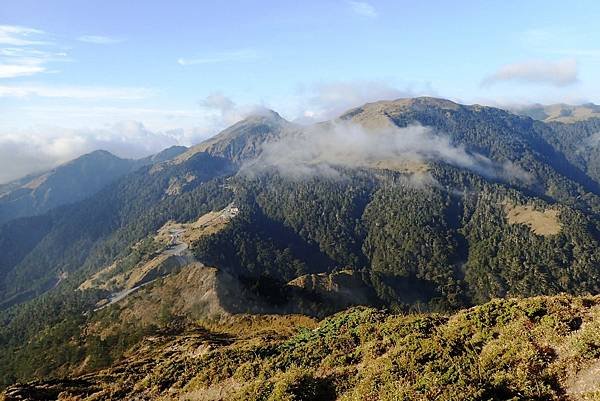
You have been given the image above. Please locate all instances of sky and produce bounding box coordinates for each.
[1,0,600,182]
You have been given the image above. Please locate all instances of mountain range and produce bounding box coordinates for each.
[0,146,187,225]
[2,97,600,399]
[515,103,600,123]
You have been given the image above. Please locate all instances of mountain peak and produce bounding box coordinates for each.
[395,96,460,109]
[342,97,460,117]
[61,150,123,169]
[234,108,287,127]
[333,97,458,130]
[85,149,119,158]
[175,109,294,164]
[246,108,283,120]
[513,102,600,123]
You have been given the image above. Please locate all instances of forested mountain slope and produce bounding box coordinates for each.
[0,151,233,309]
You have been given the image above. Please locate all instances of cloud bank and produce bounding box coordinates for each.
[0,93,261,183]
[0,64,45,78]
[243,122,532,184]
[0,122,210,183]
[482,59,578,87]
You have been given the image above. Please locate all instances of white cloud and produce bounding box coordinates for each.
[0,64,46,78]
[77,35,124,44]
[242,121,527,183]
[0,122,198,183]
[0,97,240,182]
[482,59,578,87]
[0,48,66,58]
[0,96,253,180]
[177,49,258,65]
[0,26,66,79]
[200,92,236,112]
[0,25,47,46]
[0,84,154,99]
[348,1,378,18]
[199,92,271,125]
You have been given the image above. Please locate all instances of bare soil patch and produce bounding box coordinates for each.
[504,203,561,236]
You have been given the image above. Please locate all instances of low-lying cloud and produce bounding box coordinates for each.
[482,59,578,87]
[243,122,532,184]
[0,122,209,184]
[0,93,264,183]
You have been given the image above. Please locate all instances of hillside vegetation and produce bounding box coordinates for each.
[3,295,600,400]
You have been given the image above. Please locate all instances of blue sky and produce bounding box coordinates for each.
[1,0,600,181]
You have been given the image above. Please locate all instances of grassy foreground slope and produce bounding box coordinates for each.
[3,294,600,401]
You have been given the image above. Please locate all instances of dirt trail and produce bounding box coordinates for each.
[163,228,191,257]
[97,233,195,310]
[91,204,239,310]
[94,280,156,311]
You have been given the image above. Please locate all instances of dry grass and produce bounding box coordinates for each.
[78,254,175,292]
[504,203,562,236]
[82,205,237,293]
[179,378,243,401]
[197,313,317,342]
[155,205,236,246]
[543,104,600,123]
[288,269,357,291]
[8,295,600,401]
[116,263,227,327]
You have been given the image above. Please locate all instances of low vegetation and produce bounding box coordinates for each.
[504,203,562,236]
[3,294,600,400]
